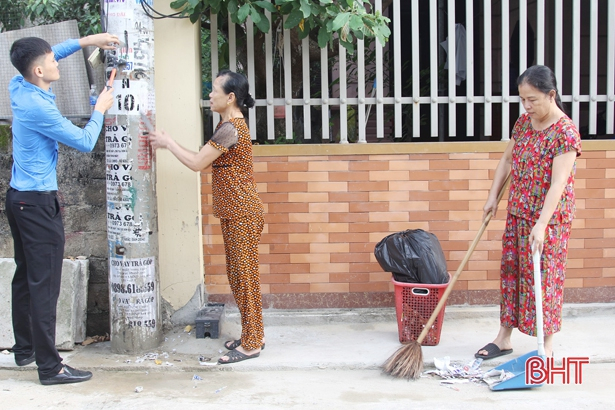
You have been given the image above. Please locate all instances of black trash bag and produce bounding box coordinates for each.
[374,229,449,284]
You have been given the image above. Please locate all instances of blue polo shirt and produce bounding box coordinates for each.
[9,39,104,191]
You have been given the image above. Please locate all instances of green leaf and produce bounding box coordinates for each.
[250,7,261,24]
[340,39,355,54]
[331,12,350,31]
[319,0,333,4]
[349,14,363,31]
[254,12,271,33]
[237,3,250,22]
[317,26,330,49]
[299,0,311,18]
[45,3,55,18]
[170,0,187,10]
[284,9,304,29]
[254,1,278,13]
[187,0,199,8]
[210,0,222,13]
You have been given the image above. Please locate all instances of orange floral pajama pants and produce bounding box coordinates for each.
[220,214,265,351]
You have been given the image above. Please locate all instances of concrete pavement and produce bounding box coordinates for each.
[0,303,613,408]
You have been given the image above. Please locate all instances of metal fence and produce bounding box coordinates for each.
[203,0,615,143]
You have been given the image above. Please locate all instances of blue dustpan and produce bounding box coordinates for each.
[489,350,545,390]
[489,251,546,391]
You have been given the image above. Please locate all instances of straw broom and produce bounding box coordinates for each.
[382,175,510,380]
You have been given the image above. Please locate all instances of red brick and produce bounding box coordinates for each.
[330,232,370,243]
[329,192,370,202]
[310,283,349,293]
[349,262,382,273]
[349,202,389,212]
[406,170,449,181]
[270,283,310,293]
[583,278,615,287]
[270,263,310,274]
[268,203,309,213]
[584,258,615,268]
[348,181,389,192]
[585,178,615,188]
[348,161,389,171]
[264,213,290,224]
[259,253,290,264]
[409,211,449,221]
[430,220,470,231]
[349,222,389,233]
[261,233,290,244]
[566,268,603,278]
[350,242,378,253]
[267,182,308,193]
[260,273,291,284]
[329,171,370,181]
[430,160,470,170]
[254,172,289,183]
[266,162,309,172]
[260,192,289,203]
[330,213,369,223]
[576,168,605,179]
[430,201,470,211]
[331,253,371,263]
[270,243,311,254]
[268,223,310,234]
[429,180,470,190]
[330,273,370,283]
[409,191,449,200]
[576,189,606,199]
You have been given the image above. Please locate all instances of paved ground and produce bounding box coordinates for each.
[1,304,613,409]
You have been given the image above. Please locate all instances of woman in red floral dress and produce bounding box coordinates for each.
[476,65,581,360]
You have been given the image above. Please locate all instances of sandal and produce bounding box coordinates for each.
[218,349,260,364]
[224,339,241,350]
[224,339,266,350]
[474,343,513,360]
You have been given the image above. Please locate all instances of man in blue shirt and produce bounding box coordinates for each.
[6,32,118,385]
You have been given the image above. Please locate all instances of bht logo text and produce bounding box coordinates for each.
[525,356,590,384]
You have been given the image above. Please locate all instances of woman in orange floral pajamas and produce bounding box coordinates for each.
[476,65,581,361]
[149,70,265,364]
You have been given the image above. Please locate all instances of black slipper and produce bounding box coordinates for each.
[475,343,513,360]
[218,349,260,364]
[224,339,266,350]
[224,339,241,350]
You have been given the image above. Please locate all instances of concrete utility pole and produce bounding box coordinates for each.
[103,0,161,353]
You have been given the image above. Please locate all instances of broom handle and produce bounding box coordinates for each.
[416,174,511,344]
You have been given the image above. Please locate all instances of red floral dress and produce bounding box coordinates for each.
[500,113,581,336]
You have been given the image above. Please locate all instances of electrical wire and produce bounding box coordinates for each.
[140,1,190,20]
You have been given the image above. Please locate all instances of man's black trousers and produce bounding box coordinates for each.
[5,188,64,379]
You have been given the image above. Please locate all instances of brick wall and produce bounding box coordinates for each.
[203,141,615,308]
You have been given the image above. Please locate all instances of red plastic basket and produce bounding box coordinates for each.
[392,276,450,346]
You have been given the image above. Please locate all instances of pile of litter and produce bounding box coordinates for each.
[424,356,516,389]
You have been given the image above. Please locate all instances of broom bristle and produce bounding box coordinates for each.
[382,341,423,380]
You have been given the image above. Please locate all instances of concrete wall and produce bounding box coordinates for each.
[0,258,89,350]
[204,141,615,308]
